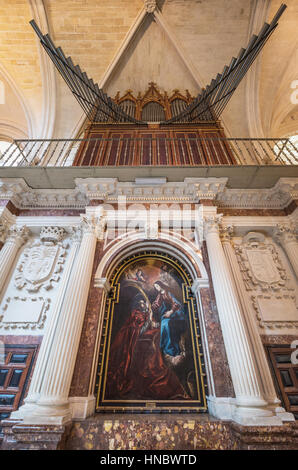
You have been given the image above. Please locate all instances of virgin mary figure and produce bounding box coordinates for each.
[152,281,186,363]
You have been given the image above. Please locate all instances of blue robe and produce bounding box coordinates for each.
[153,292,185,357]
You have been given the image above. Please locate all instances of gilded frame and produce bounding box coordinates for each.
[95,251,208,413]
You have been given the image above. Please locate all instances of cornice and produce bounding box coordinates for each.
[0,177,297,211]
[216,178,298,210]
[75,177,228,203]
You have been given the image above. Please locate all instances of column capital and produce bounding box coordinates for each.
[80,213,107,240]
[203,214,223,237]
[6,225,30,246]
[273,224,297,245]
[219,224,234,243]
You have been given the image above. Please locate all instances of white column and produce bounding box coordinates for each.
[0,225,29,293]
[11,227,81,420]
[204,215,281,425]
[23,215,102,425]
[273,224,298,278]
[220,225,294,422]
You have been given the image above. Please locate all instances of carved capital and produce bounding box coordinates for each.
[80,213,107,240]
[203,215,223,237]
[144,0,157,13]
[219,224,234,243]
[273,224,297,245]
[6,225,30,245]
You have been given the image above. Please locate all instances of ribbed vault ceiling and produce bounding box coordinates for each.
[0,0,297,140]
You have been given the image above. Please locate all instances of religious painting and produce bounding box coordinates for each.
[95,253,207,412]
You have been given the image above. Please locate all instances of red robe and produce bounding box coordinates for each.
[105,308,189,400]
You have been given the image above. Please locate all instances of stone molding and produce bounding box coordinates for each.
[1,177,298,210]
[217,178,298,210]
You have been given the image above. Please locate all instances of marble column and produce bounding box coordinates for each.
[11,227,82,420]
[204,215,281,425]
[23,215,103,425]
[273,224,298,278]
[0,225,29,293]
[220,225,294,422]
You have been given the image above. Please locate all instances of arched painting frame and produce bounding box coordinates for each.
[95,251,208,413]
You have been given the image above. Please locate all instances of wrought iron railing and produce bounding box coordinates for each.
[0,137,297,167]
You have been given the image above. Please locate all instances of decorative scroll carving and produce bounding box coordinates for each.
[14,227,68,292]
[0,296,50,330]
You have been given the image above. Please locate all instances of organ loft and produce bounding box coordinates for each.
[0,0,297,451]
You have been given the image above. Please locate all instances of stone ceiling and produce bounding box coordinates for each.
[0,0,297,140]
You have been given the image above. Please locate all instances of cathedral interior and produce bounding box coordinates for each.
[0,0,297,451]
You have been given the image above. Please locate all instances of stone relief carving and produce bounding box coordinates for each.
[144,0,157,13]
[235,231,297,331]
[252,295,298,330]
[0,296,50,330]
[14,226,68,292]
[234,232,287,292]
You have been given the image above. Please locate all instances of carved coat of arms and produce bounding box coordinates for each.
[23,245,59,285]
[15,241,67,292]
[246,249,281,284]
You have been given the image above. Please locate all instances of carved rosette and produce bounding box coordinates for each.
[144,0,157,14]
[14,226,68,292]
[273,224,297,245]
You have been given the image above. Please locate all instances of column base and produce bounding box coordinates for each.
[232,406,283,426]
[69,395,96,420]
[268,406,295,422]
[16,403,72,426]
[207,396,236,420]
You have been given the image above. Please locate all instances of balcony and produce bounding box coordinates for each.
[0,136,297,190]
